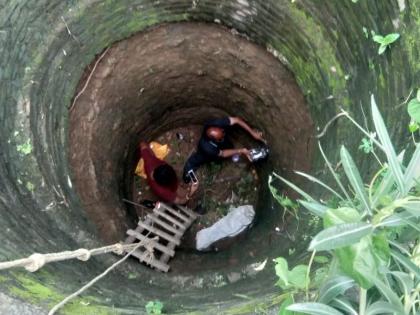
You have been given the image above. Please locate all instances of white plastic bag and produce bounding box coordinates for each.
[196,205,255,251]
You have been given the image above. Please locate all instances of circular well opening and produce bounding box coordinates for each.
[69,22,314,275]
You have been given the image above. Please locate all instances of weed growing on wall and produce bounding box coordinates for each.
[373,33,400,55]
[271,96,420,315]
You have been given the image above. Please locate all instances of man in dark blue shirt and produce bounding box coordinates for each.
[183,116,265,183]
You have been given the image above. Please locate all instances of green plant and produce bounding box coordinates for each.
[272,96,420,315]
[16,139,32,155]
[359,137,373,153]
[373,33,400,54]
[408,89,420,133]
[269,178,299,221]
[145,300,163,314]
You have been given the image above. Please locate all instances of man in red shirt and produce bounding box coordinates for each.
[140,142,197,204]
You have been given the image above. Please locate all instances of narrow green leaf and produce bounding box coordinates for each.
[378,210,416,227]
[298,200,328,217]
[340,146,371,215]
[309,222,373,251]
[318,276,355,304]
[272,173,314,201]
[287,303,343,315]
[330,298,357,315]
[324,207,361,227]
[371,95,406,194]
[417,89,420,101]
[318,142,354,205]
[389,271,413,295]
[295,171,344,201]
[362,274,405,312]
[371,168,395,208]
[403,200,420,217]
[365,301,403,315]
[404,144,420,191]
[391,250,420,280]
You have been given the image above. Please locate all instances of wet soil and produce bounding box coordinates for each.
[132,125,259,250]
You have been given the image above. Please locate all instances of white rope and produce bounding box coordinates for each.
[48,235,157,315]
[0,242,145,272]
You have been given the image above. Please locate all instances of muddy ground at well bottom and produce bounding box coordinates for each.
[131,125,260,252]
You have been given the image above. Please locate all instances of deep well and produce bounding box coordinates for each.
[0,1,418,314]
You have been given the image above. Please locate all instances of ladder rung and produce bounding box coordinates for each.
[175,205,198,219]
[131,249,169,272]
[147,214,183,237]
[154,208,187,229]
[137,221,180,245]
[124,217,152,244]
[159,242,177,265]
[126,230,175,257]
[157,203,191,223]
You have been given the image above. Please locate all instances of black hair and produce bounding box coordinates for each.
[154,164,178,187]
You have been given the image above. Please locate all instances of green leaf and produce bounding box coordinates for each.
[371,95,406,195]
[389,271,413,295]
[335,236,377,288]
[362,274,405,312]
[408,98,420,123]
[378,211,416,227]
[378,44,387,54]
[295,171,344,201]
[330,298,357,315]
[417,89,420,101]
[371,167,395,208]
[402,199,420,217]
[289,265,309,289]
[287,303,343,315]
[408,121,419,132]
[309,222,373,251]
[383,33,400,45]
[359,138,373,154]
[271,173,314,201]
[146,300,163,315]
[274,257,289,287]
[318,142,354,205]
[298,200,328,217]
[313,256,329,264]
[279,295,294,315]
[403,144,420,191]
[372,35,385,44]
[340,146,371,215]
[274,257,308,290]
[318,276,355,304]
[365,301,403,315]
[391,250,420,280]
[323,207,361,228]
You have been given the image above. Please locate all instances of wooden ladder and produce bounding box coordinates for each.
[124,202,197,272]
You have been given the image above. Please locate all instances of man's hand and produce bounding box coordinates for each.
[189,182,199,195]
[240,148,252,162]
[230,117,267,144]
[251,129,266,143]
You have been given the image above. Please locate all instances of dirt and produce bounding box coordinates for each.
[131,125,259,249]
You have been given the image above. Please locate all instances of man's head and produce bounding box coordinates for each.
[154,164,177,187]
[206,127,225,142]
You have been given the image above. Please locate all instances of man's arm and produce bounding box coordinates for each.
[219,148,251,161]
[229,117,266,143]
